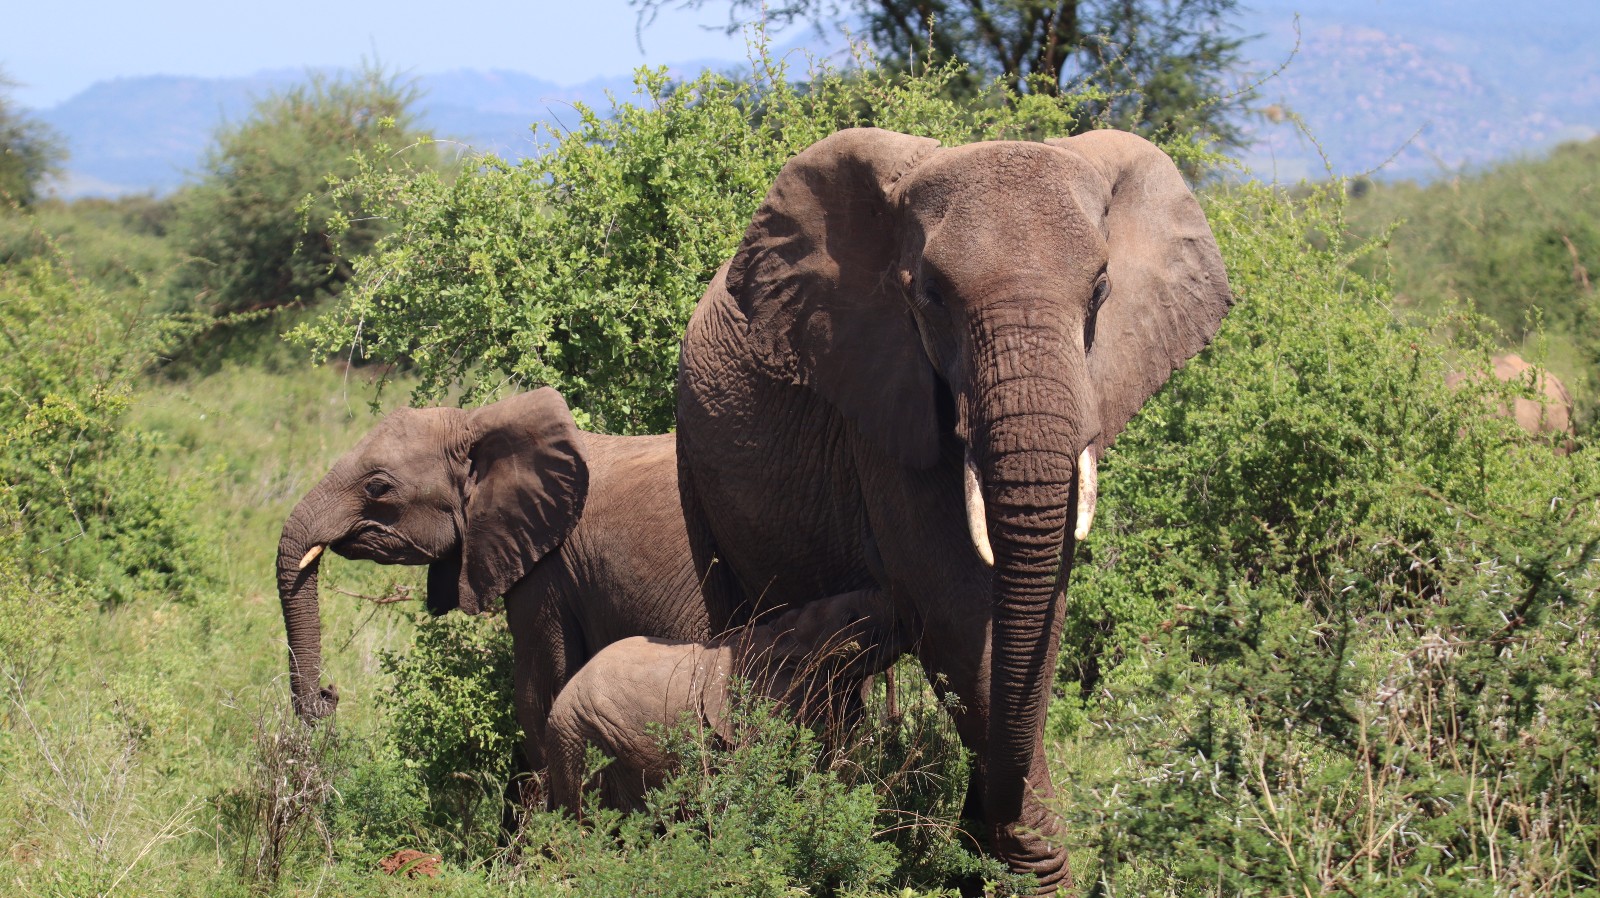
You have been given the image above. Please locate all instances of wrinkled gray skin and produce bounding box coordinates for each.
[276,388,708,797]
[677,128,1233,892]
[545,588,906,813]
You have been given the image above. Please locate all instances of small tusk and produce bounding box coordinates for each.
[298,545,325,570]
[963,452,994,567]
[1074,447,1098,542]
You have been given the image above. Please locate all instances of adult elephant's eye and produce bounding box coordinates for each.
[922,282,945,308]
[1090,271,1111,315]
[1085,272,1111,350]
[364,479,393,499]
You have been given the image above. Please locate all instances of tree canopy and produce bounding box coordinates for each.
[636,0,1250,147]
[0,71,66,207]
[166,66,436,324]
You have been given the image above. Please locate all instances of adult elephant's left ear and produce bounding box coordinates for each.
[454,388,590,614]
[1047,131,1234,449]
[727,127,944,469]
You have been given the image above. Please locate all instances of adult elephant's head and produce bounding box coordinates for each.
[276,388,589,721]
[726,127,1232,818]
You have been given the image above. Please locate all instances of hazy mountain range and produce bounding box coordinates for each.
[31,2,1600,197]
[1236,0,1600,182]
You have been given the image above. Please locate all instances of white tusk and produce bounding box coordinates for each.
[963,452,995,567]
[298,545,325,571]
[1074,447,1098,542]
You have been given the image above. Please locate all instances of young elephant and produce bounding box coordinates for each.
[275,388,709,804]
[545,588,906,813]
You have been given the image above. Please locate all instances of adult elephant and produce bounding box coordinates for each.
[676,128,1233,892]
[275,388,708,801]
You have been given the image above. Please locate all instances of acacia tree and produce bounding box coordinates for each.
[636,0,1249,148]
[0,71,65,207]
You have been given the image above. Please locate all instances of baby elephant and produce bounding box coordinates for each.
[545,588,906,813]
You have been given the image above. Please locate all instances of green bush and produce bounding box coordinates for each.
[1344,137,1600,405]
[328,743,430,867]
[375,611,519,857]
[0,491,89,693]
[0,71,65,207]
[167,66,438,352]
[297,49,1205,433]
[1057,181,1600,895]
[0,239,207,604]
[507,689,950,897]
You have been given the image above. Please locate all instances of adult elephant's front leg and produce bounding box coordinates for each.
[857,440,1073,893]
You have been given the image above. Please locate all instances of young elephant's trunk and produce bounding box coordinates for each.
[277,496,342,722]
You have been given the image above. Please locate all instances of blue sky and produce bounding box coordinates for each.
[4,0,779,108]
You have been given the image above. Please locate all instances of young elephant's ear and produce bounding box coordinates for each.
[454,388,589,614]
[726,127,944,468]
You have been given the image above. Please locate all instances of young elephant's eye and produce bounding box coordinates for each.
[364,479,393,499]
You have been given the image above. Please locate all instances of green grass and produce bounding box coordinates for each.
[1,360,433,895]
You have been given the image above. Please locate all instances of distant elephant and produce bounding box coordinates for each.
[274,387,709,801]
[676,128,1233,891]
[1446,353,1576,453]
[545,588,905,813]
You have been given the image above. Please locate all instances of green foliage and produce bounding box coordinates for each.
[0,70,65,208]
[1344,137,1600,404]
[0,236,207,604]
[862,664,1021,892]
[20,194,179,292]
[508,691,905,897]
[167,65,436,336]
[0,494,89,693]
[300,50,1210,432]
[376,611,519,856]
[328,745,430,866]
[1057,181,1600,894]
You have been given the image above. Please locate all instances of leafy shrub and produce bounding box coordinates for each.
[297,48,1205,433]
[0,237,207,604]
[1058,181,1600,894]
[0,70,65,207]
[1344,136,1600,405]
[0,492,90,693]
[167,66,438,338]
[508,689,909,897]
[328,744,430,867]
[376,611,519,857]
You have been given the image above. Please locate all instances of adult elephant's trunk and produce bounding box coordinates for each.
[277,493,345,722]
[966,314,1095,886]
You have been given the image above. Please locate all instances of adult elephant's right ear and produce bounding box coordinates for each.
[452,388,590,614]
[727,128,944,469]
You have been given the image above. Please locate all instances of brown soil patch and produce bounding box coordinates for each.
[378,849,441,878]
